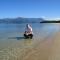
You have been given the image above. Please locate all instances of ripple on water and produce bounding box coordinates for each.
[0,47,25,60]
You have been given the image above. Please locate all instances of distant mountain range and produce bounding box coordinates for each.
[0,17,44,24]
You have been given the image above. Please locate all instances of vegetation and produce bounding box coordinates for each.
[40,20,60,23]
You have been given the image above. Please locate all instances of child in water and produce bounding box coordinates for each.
[24,24,33,39]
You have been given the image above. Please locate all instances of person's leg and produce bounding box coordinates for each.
[24,34,29,38]
[31,34,33,39]
[28,34,33,39]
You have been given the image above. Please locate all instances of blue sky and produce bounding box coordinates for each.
[0,0,60,19]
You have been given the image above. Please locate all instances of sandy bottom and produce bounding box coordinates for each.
[0,32,60,60]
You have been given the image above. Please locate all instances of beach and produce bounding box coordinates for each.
[0,23,60,60]
[22,32,60,60]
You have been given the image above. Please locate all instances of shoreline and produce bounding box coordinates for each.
[22,32,60,60]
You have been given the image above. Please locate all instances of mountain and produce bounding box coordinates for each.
[0,17,44,24]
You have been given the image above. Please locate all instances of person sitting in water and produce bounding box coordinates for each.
[24,24,33,39]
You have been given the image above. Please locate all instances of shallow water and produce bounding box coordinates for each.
[0,23,60,60]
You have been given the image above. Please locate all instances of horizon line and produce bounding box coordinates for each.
[0,17,60,20]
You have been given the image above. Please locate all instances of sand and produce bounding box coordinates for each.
[21,32,60,60]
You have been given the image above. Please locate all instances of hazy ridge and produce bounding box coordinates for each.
[0,17,44,24]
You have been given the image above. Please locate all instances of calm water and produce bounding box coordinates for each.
[0,23,60,60]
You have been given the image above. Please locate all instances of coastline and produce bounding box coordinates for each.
[22,32,60,60]
[40,21,60,23]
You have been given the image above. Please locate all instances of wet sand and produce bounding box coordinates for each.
[22,32,60,60]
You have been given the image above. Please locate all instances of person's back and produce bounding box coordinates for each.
[24,24,33,39]
[25,24,33,34]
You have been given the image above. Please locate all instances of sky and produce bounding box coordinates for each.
[0,0,60,20]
